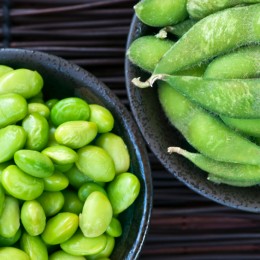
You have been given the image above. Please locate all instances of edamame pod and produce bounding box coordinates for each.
[0,247,30,260]
[1,165,44,200]
[134,0,188,27]
[0,68,43,98]
[49,250,86,260]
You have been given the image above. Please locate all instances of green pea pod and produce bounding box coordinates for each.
[152,4,260,75]
[0,247,30,260]
[0,196,20,238]
[61,189,83,215]
[89,104,114,133]
[187,0,260,19]
[42,145,78,165]
[14,149,54,178]
[0,93,27,128]
[0,68,43,98]
[107,172,140,215]
[106,217,122,238]
[43,171,69,191]
[37,191,64,217]
[79,191,112,238]
[95,133,130,174]
[152,74,260,118]
[49,250,86,260]
[0,65,13,77]
[28,103,50,119]
[60,231,107,256]
[0,229,21,246]
[157,82,260,165]
[41,212,78,245]
[78,182,107,202]
[0,125,27,163]
[22,113,49,151]
[1,165,44,200]
[21,200,46,236]
[76,145,115,182]
[134,0,188,27]
[50,97,90,126]
[55,121,98,149]
[20,233,48,260]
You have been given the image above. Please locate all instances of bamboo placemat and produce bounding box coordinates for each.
[2,0,260,259]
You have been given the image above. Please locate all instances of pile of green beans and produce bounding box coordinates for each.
[128,0,260,187]
[0,65,141,259]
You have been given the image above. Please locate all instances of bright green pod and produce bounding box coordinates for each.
[0,196,20,238]
[50,97,90,127]
[79,191,113,238]
[21,200,46,236]
[61,189,84,215]
[1,165,44,200]
[28,103,50,119]
[43,171,69,191]
[107,172,140,215]
[49,250,86,260]
[0,125,26,163]
[0,247,30,260]
[37,191,64,217]
[0,65,13,77]
[60,231,107,256]
[76,145,115,182]
[55,121,98,149]
[20,233,48,260]
[106,217,122,238]
[0,229,21,246]
[22,113,49,151]
[78,182,107,202]
[42,145,78,165]
[41,212,78,245]
[45,98,59,110]
[0,93,27,128]
[0,68,43,98]
[0,184,5,216]
[14,149,54,178]
[96,133,130,174]
[89,104,114,133]
[134,0,188,27]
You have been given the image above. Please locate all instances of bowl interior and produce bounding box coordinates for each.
[125,16,260,213]
[0,48,153,259]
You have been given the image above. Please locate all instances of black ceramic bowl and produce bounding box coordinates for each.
[0,48,152,259]
[125,15,260,213]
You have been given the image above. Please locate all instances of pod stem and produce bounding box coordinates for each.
[155,26,174,39]
[131,74,165,88]
[168,146,185,155]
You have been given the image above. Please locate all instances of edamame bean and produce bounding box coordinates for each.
[21,200,46,236]
[0,196,20,238]
[49,250,86,260]
[0,229,21,246]
[76,145,115,182]
[50,97,90,126]
[14,150,54,178]
[0,184,5,216]
[96,133,130,174]
[45,98,59,110]
[0,65,13,77]
[78,182,107,202]
[0,68,43,98]
[28,103,50,119]
[134,0,188,27]
[79,191,112,238]
[20,233,48,260]
[61,189,83,215]
[55,121,98,149]
[54,163,74,173]
[106,217,122,238]
[107,172,140,215]
[89,104,114,133]
[0,93,27,128]
[60,231,107,256]
[0,247,30,260]
[22,113,49,151]
[43,171,69,191]
[1,165,44,200]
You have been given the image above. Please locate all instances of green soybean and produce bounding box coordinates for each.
[1,165,44,200]
[79,191,112,238]
[134,0,188,27]
[61,189,83,215]
[0,65,13,77]
[43,171,69,191]
[107,172,140,215]
[14,149,54,178]
[0,247,30,260]
[0,196,20,238]
[55,121,98,149]
[76,145,115,182]
[0,68,43,98]
[157,82,260,165]
[20,233,48,260]
[50,97,90,126]
[22,113,49,151]
[49,250,86,260]
[0,184,5,216]
[28,103,50,119]
[21,200,46,236]
[78,182,107,202]
[106,217,122,238]
[60,231,107,256]
[0,229,21,246]
[41,212,78,245]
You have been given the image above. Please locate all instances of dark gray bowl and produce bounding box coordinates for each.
[0,48,152,259]
[125,15,260,213]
